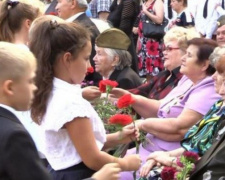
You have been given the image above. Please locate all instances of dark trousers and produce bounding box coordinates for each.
[48,162,96,180]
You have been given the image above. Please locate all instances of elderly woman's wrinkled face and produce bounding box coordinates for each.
[212,71,223,94]
[180,45,207,81]
[93,46,115,78]
[163,40,185,71]
[219,75,225,100]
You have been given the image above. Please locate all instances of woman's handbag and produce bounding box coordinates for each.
[142,14,168,39]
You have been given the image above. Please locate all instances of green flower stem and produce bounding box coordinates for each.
[182,167,189,180]
[132,119,140,180]
[133,171,136,180]
[135,140,140,154]
[106,91,109,102]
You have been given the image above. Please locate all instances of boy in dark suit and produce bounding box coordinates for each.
[0,42,52,180]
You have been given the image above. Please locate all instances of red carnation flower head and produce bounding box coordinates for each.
[87,66,94,74]
[183,151,199,163]
[109,114,133,126]
[47,12,58,16]
[161,167,177,180]
[117,94,135,109]
[161,166,177,180]
[99,80,118,93]
[176,157,184,167]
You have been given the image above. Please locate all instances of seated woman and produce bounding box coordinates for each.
[138,46,225,179]
[0,0,42,46]
[93,28,142,90]
[110,38,221,179]
[129,26,200,100]
[82,26,199,102]
[29,16,141,180]
[189,55,225,180]
[168,0,194,29]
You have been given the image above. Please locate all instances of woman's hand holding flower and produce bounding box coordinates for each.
[125,119,145,131]
[139,151,180,177]
[109,88,131,99]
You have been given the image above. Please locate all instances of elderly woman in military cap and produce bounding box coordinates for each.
[93,28,142,90]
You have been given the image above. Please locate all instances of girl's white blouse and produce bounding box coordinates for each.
[40,78,106,170]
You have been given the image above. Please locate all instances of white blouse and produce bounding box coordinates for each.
[40,78,106,170]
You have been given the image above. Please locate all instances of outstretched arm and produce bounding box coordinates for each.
[65,117,141,171]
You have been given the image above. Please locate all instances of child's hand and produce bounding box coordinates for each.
[123,154,142,171]
[91,163,121,180]
[82,86,101,101]
[121,124,140,142]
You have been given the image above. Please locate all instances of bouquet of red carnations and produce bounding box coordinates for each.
[161,151,199,180]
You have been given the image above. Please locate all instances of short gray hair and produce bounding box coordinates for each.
[103,48,132,70]
[75,0,88,8]
[209,46,225,66]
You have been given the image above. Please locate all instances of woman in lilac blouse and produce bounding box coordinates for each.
[111,38,221,180]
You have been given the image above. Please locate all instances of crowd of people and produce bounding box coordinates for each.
[1,0,225,180]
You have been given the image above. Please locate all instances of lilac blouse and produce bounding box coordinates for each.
[144,75,221,152]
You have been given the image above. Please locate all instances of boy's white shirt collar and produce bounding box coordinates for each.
[0,104,18,116]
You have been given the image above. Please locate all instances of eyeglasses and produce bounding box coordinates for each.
[163,46,180,52]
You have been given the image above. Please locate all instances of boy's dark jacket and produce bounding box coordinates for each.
[0,107,52,180]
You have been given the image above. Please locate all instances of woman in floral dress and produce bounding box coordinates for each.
[137,0,164,79]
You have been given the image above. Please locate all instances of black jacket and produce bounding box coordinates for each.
[0,107,52,180]
[190,131,225,180]
[75,13,102,86]
[109,67,142,89]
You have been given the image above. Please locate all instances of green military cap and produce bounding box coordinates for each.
[95,28,131,50]
[217,15,225,28]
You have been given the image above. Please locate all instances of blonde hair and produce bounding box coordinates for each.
[164,26,200,51]
[0,42,36,82]
[209,46,225,66]
[29,15,65,37]
[216,55,225,75]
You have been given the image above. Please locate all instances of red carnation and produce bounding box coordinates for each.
[161,166,177,180]
[87,66,94,74]
[117,94,135,109]
[183,151,199,163]
[99,80,118,93]
[176,157,184,167]
[47,12,58,16]
[109,114,133,126]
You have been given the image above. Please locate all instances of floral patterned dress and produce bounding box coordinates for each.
[137,0,164,77]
